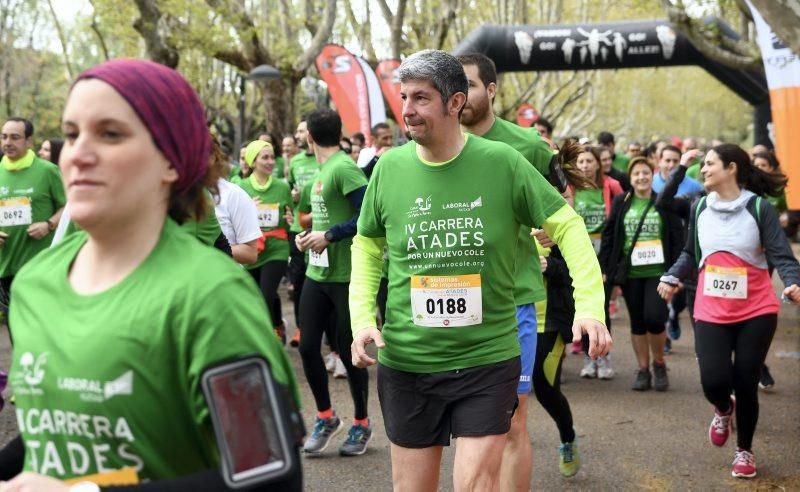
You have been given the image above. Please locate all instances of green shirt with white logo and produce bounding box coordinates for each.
[0,157,66,277]
[574,189,606,235]
[8,218,299,481]
[612,153,630,174]
[357,136,566,373]
[287,152,319,233]
[481,117,554,305]
[237,176,292,267]
[298,151,367,283]
[624,196,664,278]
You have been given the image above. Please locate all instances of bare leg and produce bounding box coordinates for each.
[454,434,509,492]
[390,444,443,492]
[648,331,667,364]
[499,395,530,492]
[631,333,650,369]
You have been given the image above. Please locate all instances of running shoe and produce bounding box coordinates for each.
[758,365,775,390]
[664,337,672,355]
[333,356,348,379]
[652,361,669,391]
[579,356,597,379]
[571,340,582,355]
[632,368,651,391]
[709,397,735,447]
[325,352,338,373]
[303,415,343,454]
[667,304,681,340]
[290,328,301,348]
[274,326,286,346]
[558,437,581,477]
[732,448,757,478]
[339,423,373,456]
[596,355,615,380]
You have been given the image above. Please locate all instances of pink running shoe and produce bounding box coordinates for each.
[732,448,756,478]
[709,397,735,447]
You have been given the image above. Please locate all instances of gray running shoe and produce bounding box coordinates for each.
[632,369,652,391]
[339,423,372,456]
[653,362,669,391]
[303,415,343,454]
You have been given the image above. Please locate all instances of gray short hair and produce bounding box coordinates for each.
[398,50,468,108]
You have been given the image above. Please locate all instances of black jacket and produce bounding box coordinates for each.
[541,246,577,344]
[598,191,685,284]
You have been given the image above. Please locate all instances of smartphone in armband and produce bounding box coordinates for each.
[202,357,297,489]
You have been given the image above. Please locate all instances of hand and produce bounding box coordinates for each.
[539,256,547,272]
[572,318,611,359]
[0,231,7,246]
[351,327,385,367]
[291,187,300,203]
[0,472,70,492]
[301,231,330,254]
[780,212,789,229]
[783,284,800,304]
[657,281,678,302]
[531,228,555,248]
[27,222,50,240]
[680,149,703,167]
[252,196,262,206]
[284,206,293,226]
[294,230,309,252]
[376,146,391,157]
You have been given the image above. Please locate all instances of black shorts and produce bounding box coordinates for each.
[377,357,520,448]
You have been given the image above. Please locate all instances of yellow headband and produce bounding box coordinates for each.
[245,140,273,167]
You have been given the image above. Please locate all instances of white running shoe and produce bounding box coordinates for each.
[580,356,597,379]
[596,355,615,380]
[333,356,348,379]
[325,352,338,373]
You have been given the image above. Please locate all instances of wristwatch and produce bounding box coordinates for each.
[46,218,56,231]
[324,230,334,242]
[70,482,100,492]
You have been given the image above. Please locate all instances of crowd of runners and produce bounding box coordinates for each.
[0,49,797,491]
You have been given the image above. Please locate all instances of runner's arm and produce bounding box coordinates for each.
[759,200,800,287]
[654,165,691,219]
[661,201,700,285]
[349,234,386,334]
[326,186,367,242]
[541,204,605,323]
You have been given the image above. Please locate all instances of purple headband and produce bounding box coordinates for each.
[75,59,211,196]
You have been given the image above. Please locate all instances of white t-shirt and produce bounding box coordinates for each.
[215,179,262,246]
[356,147,377,168]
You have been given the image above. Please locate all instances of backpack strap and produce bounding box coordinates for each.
[693,196,707,267]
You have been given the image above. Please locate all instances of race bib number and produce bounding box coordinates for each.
[590,234,602,255]
[64,467,139,486]
[0,197,32,226]
[704,265,747,299]
[257,203,279,228]
[309,248,329,267]
[631,240,664,266]
[410,274,482,327]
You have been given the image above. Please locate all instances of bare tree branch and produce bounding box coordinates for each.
[749,0,800,56]
[293,0,337,72]
[132,0,179,68]
[46,0,74,79]
[88,0,110,61]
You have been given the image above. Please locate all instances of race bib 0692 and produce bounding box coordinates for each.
[0,197,32,227]
[631,240,664,267]
[257,203,279,228]
[410,274,482,327]
[704,265,747,299]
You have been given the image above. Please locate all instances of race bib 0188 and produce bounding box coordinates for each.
[704,265,747,299]
[631,240,664,267]
[0,197,32,227]
[257,203,279,228]
[410,274,482,327]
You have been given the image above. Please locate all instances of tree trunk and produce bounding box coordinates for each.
[748,0,800,56]
[132,0,180,68]
[260,77,297,137]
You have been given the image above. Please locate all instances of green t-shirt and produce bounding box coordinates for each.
[287,152,319,233]
[272,156,285,180]
[8,218,299,481]
[0,156,66,277]
[623,196,665,278]
[357,136,566,373]
[767,190,787,213]
[686,157,704,182]
[574,189,606,235]
[298,151,367,283]
[237,175,292,267]
[180,198,222,247]
[481,117,554,305]
[612,153,631,174]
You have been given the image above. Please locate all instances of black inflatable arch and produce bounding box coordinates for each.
[453,20,770,142]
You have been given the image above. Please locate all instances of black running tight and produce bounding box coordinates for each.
[533,331,575,444]
[248,260,287,328]
[694,314,776,450]
[298,278,369,419]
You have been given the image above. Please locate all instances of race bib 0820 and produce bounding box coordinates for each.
[631,240,664,266]
[704,265,747,299]
[0,197,32,227]
[410,274,482,327]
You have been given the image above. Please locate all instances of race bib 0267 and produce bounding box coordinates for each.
[704,265,747,299]
[0,197,32,227]
[410,274,482,327]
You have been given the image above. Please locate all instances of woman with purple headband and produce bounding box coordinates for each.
[0,59,301,490]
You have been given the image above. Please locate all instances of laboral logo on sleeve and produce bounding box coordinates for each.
[12,352,48,395]
[57,370,134,403]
